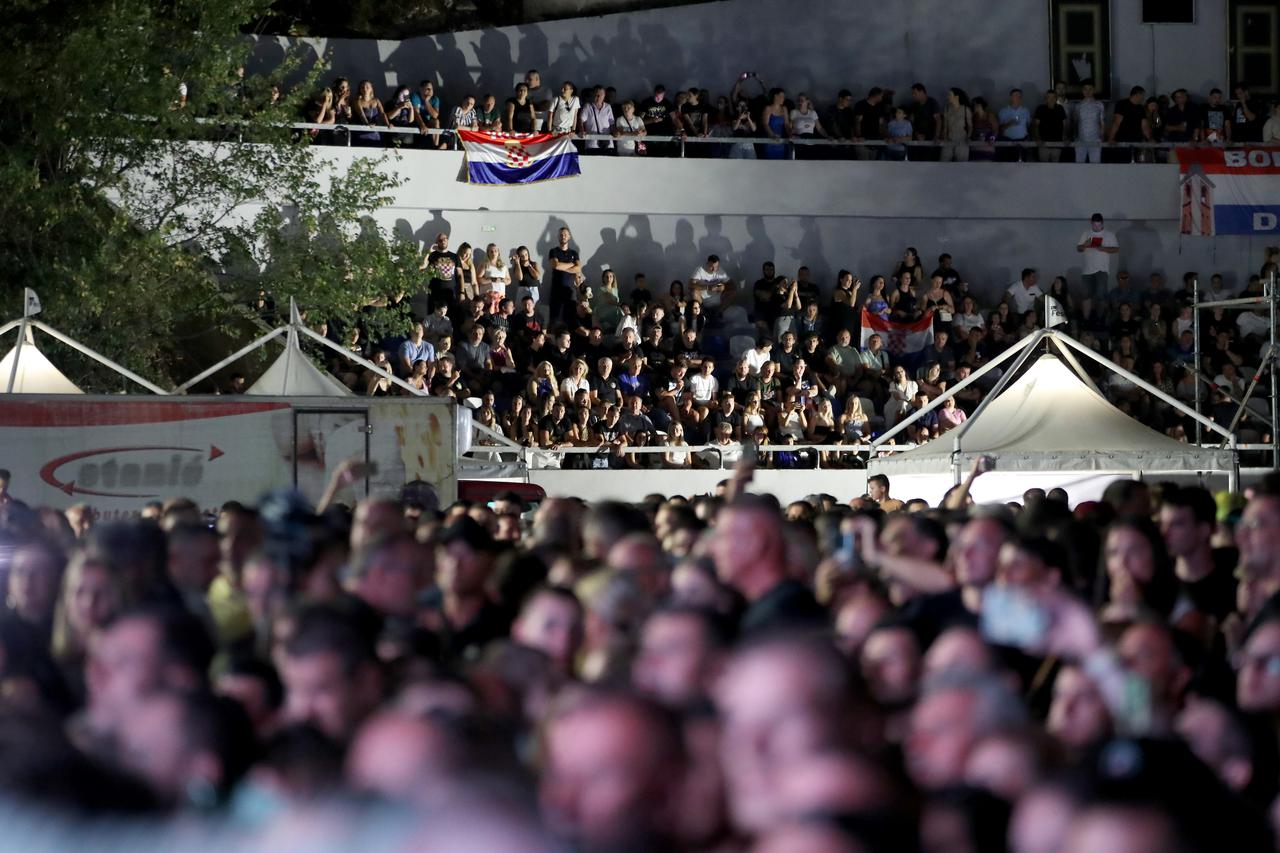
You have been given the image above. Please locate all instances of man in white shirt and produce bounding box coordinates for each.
[743,339,772,375]
[580,85,615,153]
[1005,268,1044,315]
[690,255,733,310]
[1076,212,1120,311]
[688,358,719,411]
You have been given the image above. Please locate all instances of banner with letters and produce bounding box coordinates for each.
[1176,148,1280,237]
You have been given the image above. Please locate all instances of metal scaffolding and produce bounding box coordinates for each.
[1192,275,1280,469]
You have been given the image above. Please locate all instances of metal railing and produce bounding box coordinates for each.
[282,121,1210,160]
[463,440,923,470]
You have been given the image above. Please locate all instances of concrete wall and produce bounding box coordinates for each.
[1111,0,1228,96]
[252,0,1231,109]
[310,146,1261,306]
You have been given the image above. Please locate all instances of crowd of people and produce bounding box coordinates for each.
[296,69,1280,161]
[299,219,1275,470]
[3,453,1280,851]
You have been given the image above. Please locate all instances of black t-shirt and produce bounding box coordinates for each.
[911,97,941,140]
[853,99,883,139]
[1114,98,1146,142]
[724,373,761,404]
[640,97,676,135]
[932,266,963,291]
[826,105,856,139]
[1202,103,1231,139]
[1165,103,1196,142]
[1235,98,1262,142]
[774,346,798,375]
[680,101,709,134]
[590,373,622,407]
[1180,548,1240,621]
[1033,103,1067,141]
[549,246,579,293]
[706,409,742,434]
[539,415,569,442]
[740,578,827,637]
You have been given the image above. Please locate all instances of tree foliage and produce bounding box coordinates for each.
[0,0,417,390]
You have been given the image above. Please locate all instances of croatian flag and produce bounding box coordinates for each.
[861,309,935,368]
[458,130,581,185]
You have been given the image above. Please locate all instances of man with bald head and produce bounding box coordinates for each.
[351,497,405,553]
[607,532,669,599]
[710,495,825,635]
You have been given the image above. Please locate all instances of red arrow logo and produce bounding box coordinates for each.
[39,446,222,499]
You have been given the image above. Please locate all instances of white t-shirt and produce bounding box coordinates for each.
[689,372,719,403]
[1079,228,1119,276]
[690,265,730,307]
[1239,311,1271,338]
[791,108,819,136]
[615,115,644,154]
[1005,282,1044,314]
[549,96,581,133]
[743,348,771,374]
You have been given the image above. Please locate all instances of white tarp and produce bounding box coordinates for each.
[0,331,83,394]
[246,340,351,396]
[870,355,1233,475]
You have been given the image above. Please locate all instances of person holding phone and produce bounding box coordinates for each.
[1076,212,1119,311]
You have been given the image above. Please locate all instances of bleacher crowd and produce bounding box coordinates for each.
[298,69,1280,161]
[2,454,1280,850]
[302,218,1275,469]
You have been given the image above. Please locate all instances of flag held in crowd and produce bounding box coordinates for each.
[458,130,581,185]
[861,309,935,367]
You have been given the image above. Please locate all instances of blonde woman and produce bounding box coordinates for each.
[741,391,766,433]
[52,550,124,670]
[353,79,391,146]
[560,358,591,404]
[592,268,623,331]
[480,244,509,314]
[840,394,869,438]
[528,361,558,401]
[665,422,693,468]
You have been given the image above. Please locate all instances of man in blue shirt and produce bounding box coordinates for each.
[998,88,1031,162]
[399,322,435,376]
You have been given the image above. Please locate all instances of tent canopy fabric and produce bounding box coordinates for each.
[246,339,351,396]
[870,355,1234,475]
[0,331,83,394]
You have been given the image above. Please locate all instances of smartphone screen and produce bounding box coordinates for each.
[980,586,1049,649]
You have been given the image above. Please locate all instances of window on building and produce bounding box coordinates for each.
[1050,0,1112,99]
[1231,2,1280,95]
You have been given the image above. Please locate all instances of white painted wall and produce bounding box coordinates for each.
[251,0,1231,110]
[250,0,1051,108]
[1110,0,1228,96]
[308,146,1260,307]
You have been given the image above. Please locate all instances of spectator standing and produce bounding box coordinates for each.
[884,107,912,161]
[1109,85,1149,162]
[1165,88,1196,144]
[1077,213,1120,311]
[940,88,972,162]
[1264,103,1280,144]
[1201,88,1232,142]
[997,88,1031,161]
[419,232,459,316]
[1073,79,1106,163]
[825,89,856,146]
[476,93,502,131]
[910,83,942,161]
[580,86,614,153]
[1033,88,1068,162]
[546,81,581,134]
[612,100,646,156]
[969,96,998,160]
[640,84,678,156]
[760,88,791,160]
[505,82,536,133]
[1233,83,1262,143]
[789,93,829,159]
[549,227,584,325]
[853,87,885,160]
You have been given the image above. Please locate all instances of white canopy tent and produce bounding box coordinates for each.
[0,327,83,394]
[178,298,422,397]
[870,354,1235,476]
[0,289,167,395]
[868,328,1238,492]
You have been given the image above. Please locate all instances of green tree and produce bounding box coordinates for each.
[0,0,417,390]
